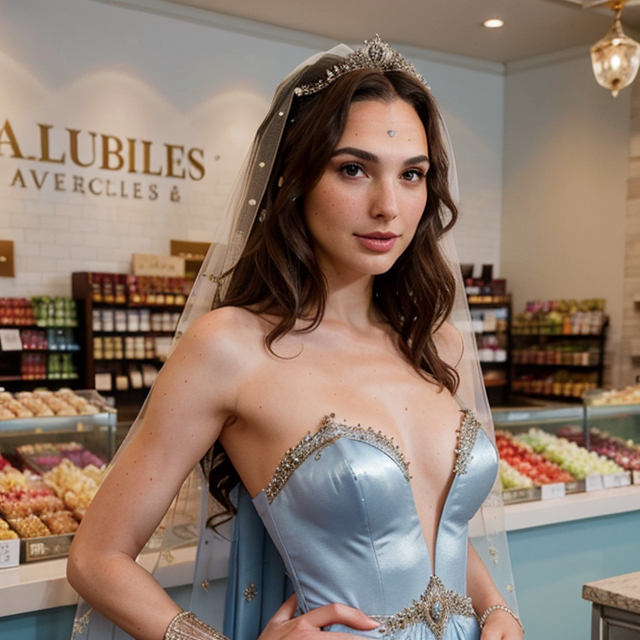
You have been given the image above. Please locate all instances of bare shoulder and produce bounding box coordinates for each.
[147,306,270,424]
[433,321,465,369]
[174,306,268,371]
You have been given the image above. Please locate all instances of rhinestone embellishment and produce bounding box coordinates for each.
[71,609,92,638]
[264,414,411,503]
[371,575,475,639]
[243,582,258,602]
[453,409,482,475]
[294,35,429,97]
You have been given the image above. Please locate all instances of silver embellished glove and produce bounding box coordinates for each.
[164,611,230,640]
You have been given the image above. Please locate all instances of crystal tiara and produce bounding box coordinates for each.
[294,34,429,97]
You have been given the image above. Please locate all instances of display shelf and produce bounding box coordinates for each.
[510,329,607,402]
[503,483,640,531]
[72,272,191,415]
[0,325,82,391]
[469,294,511,406]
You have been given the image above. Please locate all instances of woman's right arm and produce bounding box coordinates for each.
[67,310,243,640]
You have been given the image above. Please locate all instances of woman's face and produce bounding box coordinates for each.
[304,98,429,285]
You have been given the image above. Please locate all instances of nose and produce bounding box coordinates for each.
[370,178,399,220]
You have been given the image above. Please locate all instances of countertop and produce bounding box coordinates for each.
[583,571,640,614]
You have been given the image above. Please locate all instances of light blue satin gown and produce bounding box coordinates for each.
[247,410,498,640]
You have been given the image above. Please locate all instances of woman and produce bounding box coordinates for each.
[67,37,523,640]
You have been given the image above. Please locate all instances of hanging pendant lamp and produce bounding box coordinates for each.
[590,0,640,96]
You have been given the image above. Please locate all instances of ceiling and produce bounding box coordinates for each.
[155,0,640,64]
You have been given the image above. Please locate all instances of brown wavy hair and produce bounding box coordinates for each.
[207,67,459,522]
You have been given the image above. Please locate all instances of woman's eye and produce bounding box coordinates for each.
[402,169,426,182]
[340,163,363,178]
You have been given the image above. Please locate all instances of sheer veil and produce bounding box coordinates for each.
[71,38,517,640]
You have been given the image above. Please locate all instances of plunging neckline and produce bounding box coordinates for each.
[254,410,484,577]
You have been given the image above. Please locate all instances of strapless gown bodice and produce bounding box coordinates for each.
[251,411,498,639]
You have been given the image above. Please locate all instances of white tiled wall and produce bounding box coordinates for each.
[0,0,505,300]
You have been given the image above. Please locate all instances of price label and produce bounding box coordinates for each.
[541,482,566,500]
[0,539,20,568]
[603,473,631,489]
[585,474,605,492]
[633,470,640,485]
[0,329,22,351]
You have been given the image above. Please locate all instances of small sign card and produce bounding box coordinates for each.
[0,538,20,568]
[132,253,185,277]
[541,482,566,500]
[602,473,631,489]
[585,474,605,492]
[0,329,22,351]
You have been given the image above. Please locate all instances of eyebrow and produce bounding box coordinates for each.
[332,146,430,166]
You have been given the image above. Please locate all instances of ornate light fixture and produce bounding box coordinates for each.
[590,0,640,96]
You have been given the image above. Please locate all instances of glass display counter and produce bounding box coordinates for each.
[0,390,116,565]
[492,401,639,503]
[0,390,117,464]
[493,404,585,436]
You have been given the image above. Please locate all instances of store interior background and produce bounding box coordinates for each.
[0,0,637,389]
[0,2,640,639]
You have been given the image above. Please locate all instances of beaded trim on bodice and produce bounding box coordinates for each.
[453,409,482,475]
[264,413,411,504]
[264,410,483,504]
[370,574,476,639]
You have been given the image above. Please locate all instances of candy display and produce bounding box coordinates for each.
[0,389,103,419]
[0,517,18,540]
[587,384,640,406]
[557,426,640,472]
[0,466,31,492]
[515,428,625,480]
[18,442,106,472]
[511,370,599,399]
[498,459,533,490]
[512,299,606,335]
[0,298,35,326]
[0,489,64,518]
[85,272,192,306]
[496,431,574,487]
[39,510,79,534]
[31,296,78,328]
[0,450,106,546]
[7,514,51,538]
[43,459,105,519]
[588,432,640,471]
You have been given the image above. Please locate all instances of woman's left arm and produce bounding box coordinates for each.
[467,541,524,639]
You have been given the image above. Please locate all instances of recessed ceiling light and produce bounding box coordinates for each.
[483,18,504,28]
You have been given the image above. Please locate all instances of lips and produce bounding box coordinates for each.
[354,231,399,252]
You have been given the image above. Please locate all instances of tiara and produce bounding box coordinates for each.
[294,35,429,97]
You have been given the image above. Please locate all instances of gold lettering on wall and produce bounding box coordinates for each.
[188,148,205,181]
[1,118,208,202]
[0,120,27,159]
[0,118,205,179]
[67,129,97,167]
[38,124,65,163]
